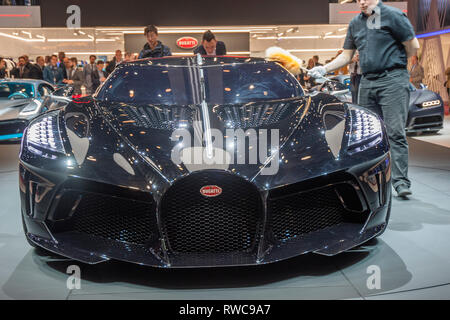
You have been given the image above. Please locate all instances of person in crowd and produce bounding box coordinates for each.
[348,51,362,104]
[91,60,109,92]
[333,50,348,75]
[138,25,172,59]
[106,50,124,74]
[58,52,66,69]
[10,55,33,79]
[409,55,424,89]
[31,56,45,80]
[124,52,133,61]
[302,59,316,89]
[43,55,64,85]
[313,55,322,67]
[194,30,227,56]
[84,55,97,95]
[44,55,51,66]
[309,0,420,198]
[62,57,84,95]
[446,67,450,97]
[0,58,6,79]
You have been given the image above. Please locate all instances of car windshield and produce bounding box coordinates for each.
[0,82,35,100]
[97,62,303,105]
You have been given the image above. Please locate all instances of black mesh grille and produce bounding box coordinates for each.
[269,186,346,241]
[71,193,157,245]
[115,105,194,130]
[413,116,442,125]
[215,101,295,129]
[161,172,262,254]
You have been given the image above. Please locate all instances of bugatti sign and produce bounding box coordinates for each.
[176,37,199,49]
[200,185,222,198]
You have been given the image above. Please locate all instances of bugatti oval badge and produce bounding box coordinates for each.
[176,37,198,49]
[200,185,222,197]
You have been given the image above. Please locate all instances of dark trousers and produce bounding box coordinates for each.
[350,73,362,104]
[358,68,411,190]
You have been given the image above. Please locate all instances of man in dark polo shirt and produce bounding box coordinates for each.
[309,0,419,198]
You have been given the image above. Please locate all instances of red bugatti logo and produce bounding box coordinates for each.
[200,185,222,197]
[176,37,199,49]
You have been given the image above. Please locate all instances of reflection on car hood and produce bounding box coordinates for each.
[59,94,375,194]
[409,88,440,105]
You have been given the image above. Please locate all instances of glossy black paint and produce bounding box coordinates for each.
[19,56,391,268]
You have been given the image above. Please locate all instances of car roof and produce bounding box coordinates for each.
[121,56,268,68]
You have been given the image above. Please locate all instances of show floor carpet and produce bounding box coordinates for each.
[1,136,450,300]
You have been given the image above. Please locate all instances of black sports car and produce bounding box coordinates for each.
[314,75,445,134]
[20,56,391,268]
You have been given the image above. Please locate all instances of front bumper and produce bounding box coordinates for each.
[406,104,444,133]
[20,152,391,268]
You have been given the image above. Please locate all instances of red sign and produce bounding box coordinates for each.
[176,37,199,49]
[200,185,222,198]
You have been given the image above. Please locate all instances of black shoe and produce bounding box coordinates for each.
[396,185,412,198]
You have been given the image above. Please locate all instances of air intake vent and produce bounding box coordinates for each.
[215,101,296,129]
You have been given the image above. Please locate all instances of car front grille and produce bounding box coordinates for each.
[268,185,346,241]
[161,171,262,254]
[215,101,297,129]
[70,192,158,245]
[116,105,194,130]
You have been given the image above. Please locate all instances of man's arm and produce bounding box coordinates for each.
[308,49,355,78]
[403,38,420,58]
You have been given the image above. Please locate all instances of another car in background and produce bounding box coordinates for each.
[0,79,72,141]
[312,75,445,134]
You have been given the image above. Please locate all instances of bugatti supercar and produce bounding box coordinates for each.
[20,56,391,268]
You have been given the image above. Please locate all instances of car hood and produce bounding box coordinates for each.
[409,88,441,106]
[58,95,387,194]
[0,99,32,120]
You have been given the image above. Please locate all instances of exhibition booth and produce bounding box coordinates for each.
[0,0,450,302]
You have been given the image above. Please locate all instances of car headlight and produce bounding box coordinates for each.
[348,106,383,152]
[420,100,441,108]
[26,111,65,155]
[18,99,42,117]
